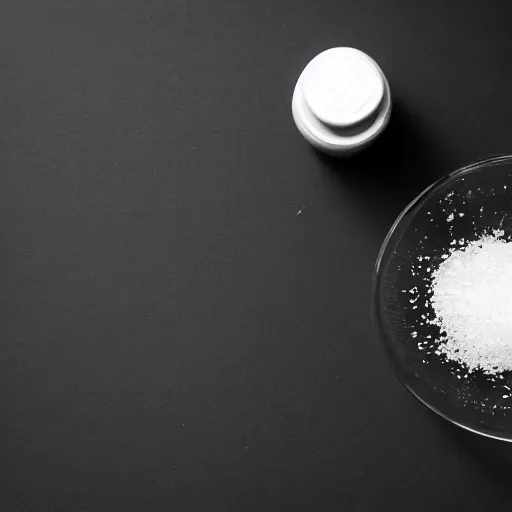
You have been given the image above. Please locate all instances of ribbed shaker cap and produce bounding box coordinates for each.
[292,48,392,156]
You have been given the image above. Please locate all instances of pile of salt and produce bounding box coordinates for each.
[430,232,512,374]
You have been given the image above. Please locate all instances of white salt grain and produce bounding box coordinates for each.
[430,231,512,374]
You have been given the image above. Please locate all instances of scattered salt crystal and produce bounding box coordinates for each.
[447,213,454,222]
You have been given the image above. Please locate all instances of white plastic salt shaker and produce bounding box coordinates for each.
[292,47,392,156]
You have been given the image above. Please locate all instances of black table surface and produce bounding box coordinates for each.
[1,0,512,510]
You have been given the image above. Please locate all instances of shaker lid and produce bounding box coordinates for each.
[302,47,385,128]
[292,47,391,156]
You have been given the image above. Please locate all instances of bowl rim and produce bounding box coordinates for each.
[371,154,512,442]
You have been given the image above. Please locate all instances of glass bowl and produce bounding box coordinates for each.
[373,155,512,441]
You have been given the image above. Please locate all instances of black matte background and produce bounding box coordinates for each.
[1,0,512,510]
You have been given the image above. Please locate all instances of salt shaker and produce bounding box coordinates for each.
[292,47,391,156]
